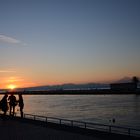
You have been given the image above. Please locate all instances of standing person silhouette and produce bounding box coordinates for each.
[18,93,24,118]
[8,93,17,116]
[0,94,8,119]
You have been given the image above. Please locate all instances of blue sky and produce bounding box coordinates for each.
[0,0,140,88]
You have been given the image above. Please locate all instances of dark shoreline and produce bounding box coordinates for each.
[0,89,140,95]
[0,114,139,140]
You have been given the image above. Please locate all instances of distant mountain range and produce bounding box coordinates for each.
[1,77,139,92]
[24,83,110,91]
[115,77,132,83]
[115,76,140,83]
[24,77,139,91]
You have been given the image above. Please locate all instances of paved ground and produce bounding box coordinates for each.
[0,118,102,140]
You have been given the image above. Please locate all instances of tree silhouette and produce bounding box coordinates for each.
[132,76,139,88]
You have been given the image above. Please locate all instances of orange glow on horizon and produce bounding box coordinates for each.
[0,76,39,89]
[7,84,17,90]
[0,73,138,89]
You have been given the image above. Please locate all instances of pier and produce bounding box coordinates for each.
[0,113,140,140]
[0,89,140,95]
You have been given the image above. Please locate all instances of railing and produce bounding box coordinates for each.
[13,113,140,138]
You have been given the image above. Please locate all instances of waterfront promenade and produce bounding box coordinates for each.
[0,119,98,140]
[0,114,139,140]
[0,116,103,140]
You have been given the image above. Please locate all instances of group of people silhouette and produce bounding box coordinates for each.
[0,93,24,118]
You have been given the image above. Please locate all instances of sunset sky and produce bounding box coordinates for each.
[0,0,140,89]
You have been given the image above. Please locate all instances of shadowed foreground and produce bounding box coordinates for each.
[0,116,139,140]
[0,117,102,140]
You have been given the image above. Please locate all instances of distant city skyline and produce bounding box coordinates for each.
[0,0,140,89]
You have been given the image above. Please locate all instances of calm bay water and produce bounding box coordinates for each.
[1,94,140,129]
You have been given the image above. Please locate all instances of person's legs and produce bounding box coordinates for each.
[9,105,12,115]
[21,110,23,118]
[20,107,23,118]
[12,106,15,116]
[4,111,6,116]
[2,111,6,120]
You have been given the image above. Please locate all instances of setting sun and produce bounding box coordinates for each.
[7,84,17,90]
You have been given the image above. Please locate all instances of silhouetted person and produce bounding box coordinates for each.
[8,93,17,116]
[0,94,8,119]
[18,93,24,118]
[112,118,115,123]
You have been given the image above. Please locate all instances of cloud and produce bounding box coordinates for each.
[7,77,24,82]
[0,70,16,73]
[0,34,21,44]
[0,34,27,46]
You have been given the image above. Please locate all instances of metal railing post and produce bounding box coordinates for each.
[60,119,61,125]
[71,120,73,127]
[128,128,131,136]
[85,123,86,129]
[109,126,111,133]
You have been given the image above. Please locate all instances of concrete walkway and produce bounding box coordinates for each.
[0,116,139,140]
[0,118,102,140]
